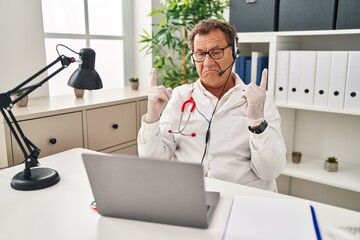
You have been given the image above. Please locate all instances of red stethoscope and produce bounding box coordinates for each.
[168,93,197,137]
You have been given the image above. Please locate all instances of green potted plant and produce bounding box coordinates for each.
[15,91,29,107]
[324,156,338,172]
[139,0,229,88]
[129,76,139,90]
[291,151,302,164]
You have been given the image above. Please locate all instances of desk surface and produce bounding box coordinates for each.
[0,148,359,240]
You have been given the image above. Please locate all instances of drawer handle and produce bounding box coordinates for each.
[49,138,57,145]
[112,123,119,129]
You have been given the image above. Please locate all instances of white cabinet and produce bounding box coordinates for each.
[237,29,360,211]
[0,87,148,168]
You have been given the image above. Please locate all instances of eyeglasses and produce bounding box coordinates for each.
[191,45,231,62]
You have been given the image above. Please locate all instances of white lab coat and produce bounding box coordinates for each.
[138,73,286,192]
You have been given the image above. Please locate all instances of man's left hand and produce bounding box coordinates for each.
[241,68,267,126]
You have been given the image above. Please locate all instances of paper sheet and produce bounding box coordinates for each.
[223,196,320,240]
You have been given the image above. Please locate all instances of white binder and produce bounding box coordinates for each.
[287,51,302,105]
[314,51,332,108]
[328,51,348,110]
[275,51,290,104]
[300,51,316,106]
[344,51,360,112]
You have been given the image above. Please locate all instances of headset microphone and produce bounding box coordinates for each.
[218,59,236,76]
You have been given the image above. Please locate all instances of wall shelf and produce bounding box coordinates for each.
[283,156,360,193]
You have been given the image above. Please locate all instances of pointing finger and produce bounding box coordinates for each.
[150,68,157,87]
[260,68,268,90]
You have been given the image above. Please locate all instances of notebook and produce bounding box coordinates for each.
[82,153,220,228]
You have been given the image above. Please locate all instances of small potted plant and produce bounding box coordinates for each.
[324,156,338,172]
[15,91,29,107]
[129,76,139,90]
[291,151,302,164]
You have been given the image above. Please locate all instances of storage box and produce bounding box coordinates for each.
[278,0,337,31]
[230,0,279,32]
[336,0,360,29]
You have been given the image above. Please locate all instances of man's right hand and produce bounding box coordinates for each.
[145,68,173,123]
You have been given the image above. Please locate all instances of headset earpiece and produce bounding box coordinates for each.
[232,38,240,59]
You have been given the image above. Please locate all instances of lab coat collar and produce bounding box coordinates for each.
[193,73,247,117]
[216,73,247,115]
[192,82,215,120]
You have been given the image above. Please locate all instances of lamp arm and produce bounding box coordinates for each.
[0,108,39,178]
[8,55,74,104]
[0,55,74,175]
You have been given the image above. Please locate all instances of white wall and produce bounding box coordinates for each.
[133,0,153,90]
[0,0,48,97]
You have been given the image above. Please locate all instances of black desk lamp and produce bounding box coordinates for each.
[0,45,102,191]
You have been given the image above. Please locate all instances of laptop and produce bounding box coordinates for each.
[82,153,220,229]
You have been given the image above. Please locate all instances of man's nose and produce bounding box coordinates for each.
[203,53,214,65]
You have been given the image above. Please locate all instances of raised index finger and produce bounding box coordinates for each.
[150,68,157,87]
[259,68,268,90]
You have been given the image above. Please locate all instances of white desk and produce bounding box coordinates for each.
[0,148,359,240]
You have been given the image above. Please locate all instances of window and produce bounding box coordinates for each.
[41,0,132,96]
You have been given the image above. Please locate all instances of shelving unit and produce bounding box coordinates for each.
[237,29,360,211]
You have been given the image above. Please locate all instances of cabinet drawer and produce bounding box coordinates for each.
[87,102,137,150]
[139,99,148,119]
[12,112,84,165]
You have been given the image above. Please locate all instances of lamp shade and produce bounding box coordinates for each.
[68,48,103,90]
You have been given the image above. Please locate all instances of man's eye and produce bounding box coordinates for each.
[211,50,222,56]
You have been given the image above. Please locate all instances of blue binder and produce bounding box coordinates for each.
[244,58,252,85]
[256,56,269,86]
[235,56,251,83]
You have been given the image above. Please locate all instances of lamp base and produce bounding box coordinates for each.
[11,167,60,191]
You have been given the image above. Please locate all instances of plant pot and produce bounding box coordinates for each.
[16,95,29,107]
[131,82,139,90]
[74,88,84,98]
[292,155,301,164]
[324,161,338,172]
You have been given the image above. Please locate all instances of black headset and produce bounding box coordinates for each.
[232,37,240,59]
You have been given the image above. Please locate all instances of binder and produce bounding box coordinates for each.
[314,51,332,108]
[300,51,317,106]
[328,51,348,110]
[251,52,268,84]
[344,51,360,112]
[275,51,290,104]
[236,56,251,83]
[223,196,322,240]
[235,56,243,79]
[287,51,302,105]
[256,56,269,87]
[244,58,252,85]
